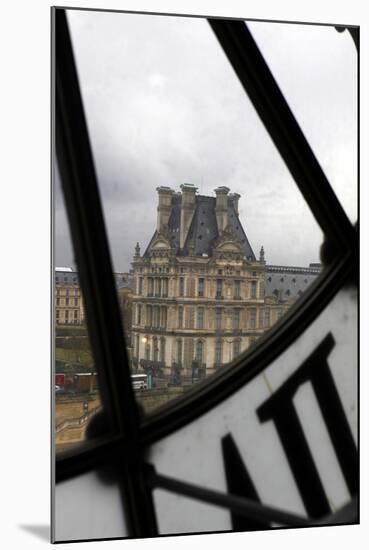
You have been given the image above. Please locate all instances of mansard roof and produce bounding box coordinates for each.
[54,269,134,289]
[265,264,321,301]
[144,193,256,260]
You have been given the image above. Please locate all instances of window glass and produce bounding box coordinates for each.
[248,21,357,223]
[54,167,113,453]
[66,11,356,415]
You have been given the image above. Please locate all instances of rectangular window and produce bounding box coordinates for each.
[178,306,183,329]
[135,334,140,357]
[177,339,183,364]
[215,339,222,366]
[162,278,168,297]
[74,298,78,306]
[197,307,204,329]
[146,305,152,327]
[74,310,78,318]
[234,280,241,299]
[195,340,204,364]
[148,277,153,296]
[153,305,160,327]
[233,339,241,359]
[137,304,142,325]
[155,278,161,297]
[215,308,222,330]
[145,343,150,360]
[198,278,204,297]
[187,277,195,297]
[251,280,257,299]
[66,298,69,306]
[179,277,185,297]
[138,277,143,295]
[56,298,60,306]
[185,307,195,329]
[249,308,256,329]
[160,337,165,362]
[216,279,223,299]
[264,308,270,327]
[56,310,59,318]
[160,306,167,328]
[233,309,240,330]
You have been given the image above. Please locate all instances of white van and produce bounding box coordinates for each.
[131,373,148,390]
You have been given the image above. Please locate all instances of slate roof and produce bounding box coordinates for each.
[265,264,321,301]
[144,194,256,260]
[54,270,79,284]
[54,269,134,290]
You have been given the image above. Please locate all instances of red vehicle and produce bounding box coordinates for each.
[55,373,65,386]
[55,372,98,393]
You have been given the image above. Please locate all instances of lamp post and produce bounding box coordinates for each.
[141,335,154,388]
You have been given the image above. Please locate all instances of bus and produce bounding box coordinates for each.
[131,373,148,391]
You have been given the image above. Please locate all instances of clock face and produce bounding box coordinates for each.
[149,286,357,534]
[53,7,358,544]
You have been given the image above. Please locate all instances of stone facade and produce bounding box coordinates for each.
[54,270,133,327]
[131,185,278,378]
[55,270,85,325]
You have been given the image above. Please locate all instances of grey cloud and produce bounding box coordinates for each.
[55,10,356,272]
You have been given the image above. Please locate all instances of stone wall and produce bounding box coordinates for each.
[55,387,187,451]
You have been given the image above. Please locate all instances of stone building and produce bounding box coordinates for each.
[55,268,85,325]
[131,184,271,379]
[55,269,134,329]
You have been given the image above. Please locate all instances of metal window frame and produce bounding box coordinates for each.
[53,7,358,541]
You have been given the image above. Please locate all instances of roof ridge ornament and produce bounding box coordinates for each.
[259,245,265,264]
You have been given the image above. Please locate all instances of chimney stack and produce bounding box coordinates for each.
[229,192,240,215]
[156,186,174,233]
[215,186,230,233]
[180,183,197,248]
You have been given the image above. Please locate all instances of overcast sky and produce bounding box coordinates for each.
[55,9,357,272]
